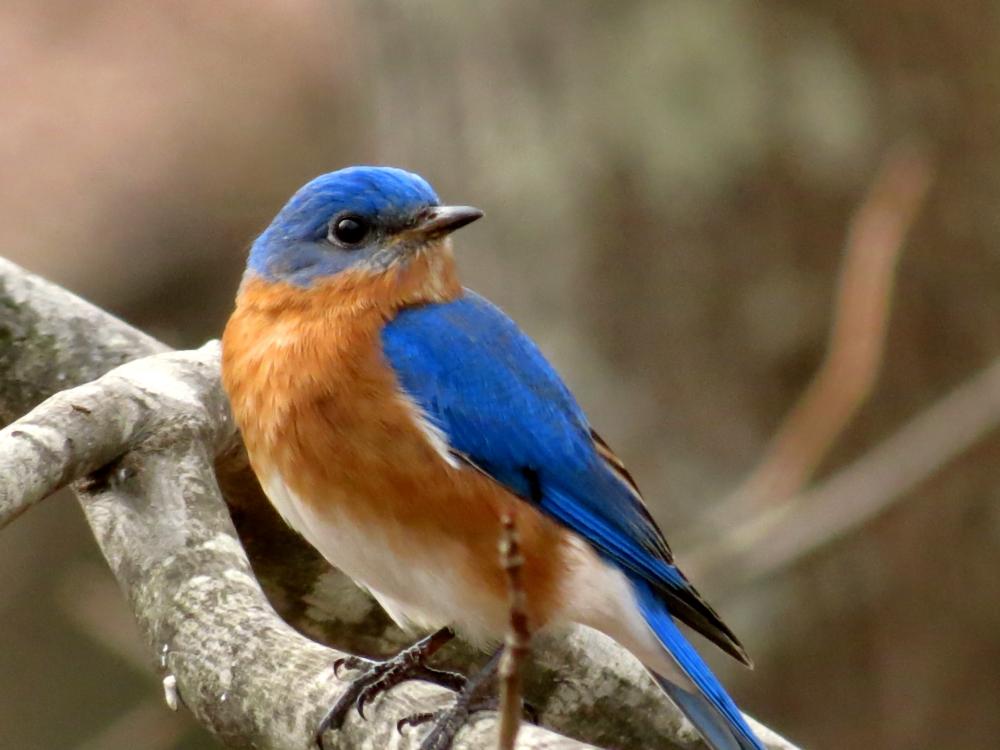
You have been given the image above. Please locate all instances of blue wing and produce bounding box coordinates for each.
[381,290,748,665]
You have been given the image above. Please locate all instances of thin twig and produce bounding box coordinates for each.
[721,143,933,518]
[498,513,531,750]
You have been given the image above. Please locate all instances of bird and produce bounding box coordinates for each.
[221,165,766,750]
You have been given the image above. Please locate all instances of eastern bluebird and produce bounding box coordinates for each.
[221,166,765,750]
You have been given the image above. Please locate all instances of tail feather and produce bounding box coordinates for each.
[655,678,743,750]
[633,579,765,750]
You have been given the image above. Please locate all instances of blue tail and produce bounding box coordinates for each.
[633,579,765,750]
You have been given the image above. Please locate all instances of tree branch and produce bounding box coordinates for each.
[0,343,592,749]
[0,257,798,749]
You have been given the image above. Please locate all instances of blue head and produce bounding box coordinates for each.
[247,166,482,287]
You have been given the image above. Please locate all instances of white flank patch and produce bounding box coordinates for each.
[260,472,314,537]
[560,535,694,690]
[395,390,461,469]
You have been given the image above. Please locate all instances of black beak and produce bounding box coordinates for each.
[414,205,484,238]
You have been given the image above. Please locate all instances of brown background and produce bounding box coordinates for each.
[2,2,998,748]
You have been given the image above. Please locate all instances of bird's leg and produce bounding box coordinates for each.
[398,647,536,750]
[316,627,464,748]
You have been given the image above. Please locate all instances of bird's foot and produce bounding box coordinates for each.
[396,649,537,750]
[397,692,490,750]
[315,628,461,749]
[399,695,539,750]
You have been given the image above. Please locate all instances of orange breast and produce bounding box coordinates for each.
[221,259,572,633]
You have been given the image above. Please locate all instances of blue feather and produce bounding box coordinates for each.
[382,292,676,574]
[633,579,764,750]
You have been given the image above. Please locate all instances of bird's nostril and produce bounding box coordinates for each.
[409,208,432,228]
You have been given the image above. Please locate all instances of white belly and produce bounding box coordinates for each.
[261,472,694,687]
[260,472,507,646]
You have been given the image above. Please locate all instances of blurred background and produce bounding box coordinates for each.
[2,1,999,748]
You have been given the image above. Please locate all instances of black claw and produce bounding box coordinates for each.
[332,658,348,679]
[333,654,371,679]
[397,712,436,734]
[356,677,385,719]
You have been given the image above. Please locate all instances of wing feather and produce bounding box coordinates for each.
[381,291,750,665]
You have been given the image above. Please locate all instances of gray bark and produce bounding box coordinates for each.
[0,257,797,750]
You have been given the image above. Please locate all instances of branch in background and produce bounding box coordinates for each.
[0,258,798,750]
[58,562,190,750]
[689,355,1000,592]
[0,258,166,426]
[74,698,189,750]
[498,514,531,750]
[720,144,933,518]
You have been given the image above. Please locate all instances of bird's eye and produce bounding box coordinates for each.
[330,215,370,246]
